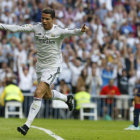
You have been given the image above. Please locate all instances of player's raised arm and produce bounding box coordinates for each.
[0,23,34,32]
[60,24,89,37]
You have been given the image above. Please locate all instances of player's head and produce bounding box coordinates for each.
[41,7,55,30]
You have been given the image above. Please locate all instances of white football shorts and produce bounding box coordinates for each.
[36,67,61,86]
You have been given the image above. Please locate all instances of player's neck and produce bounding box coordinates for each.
[44,24,53,31]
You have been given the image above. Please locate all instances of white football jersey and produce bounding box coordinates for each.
[0,23,83,71]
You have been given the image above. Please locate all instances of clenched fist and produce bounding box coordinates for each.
[81,24,89,32]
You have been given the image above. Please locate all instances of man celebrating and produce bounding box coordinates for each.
[0,7,88,135]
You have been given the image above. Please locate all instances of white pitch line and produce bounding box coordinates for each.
[31,125,65,140]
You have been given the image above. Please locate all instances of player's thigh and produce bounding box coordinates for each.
[42,68,61,99]
[34,81,49,98]
[43,84,52,99]
[41,67,61,86]
[36,67,61,99]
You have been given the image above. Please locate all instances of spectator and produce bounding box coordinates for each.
[58,54,72,86]
[66,57,85,93]
[96,3,108,22]
[125,85,140,130]
[0,62,10,82]
[76,67,88,92]
[63,7,75,23]
[121,20,133,35]
[18,61,34,94]
[13,41,27,73]
[1,0,14,13]
[56,79,71,95]
[77,40,89,62]
[117,68,129,119]
[104,11,115,31]
[100,79,121,120]
[73,87,91,119]
[101,62,116,87]
[31,1,44,22]
[86,63,102,98]
[0,73,24,107]
[98,0,113,11]
[1,0,140,120]
[74,5,85,22]
[1,8,14,24]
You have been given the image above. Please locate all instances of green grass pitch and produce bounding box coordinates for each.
[0,118,140,140]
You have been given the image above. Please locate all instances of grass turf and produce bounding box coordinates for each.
[0,118,139,140]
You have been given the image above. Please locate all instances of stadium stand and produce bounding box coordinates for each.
[0,0,140,120]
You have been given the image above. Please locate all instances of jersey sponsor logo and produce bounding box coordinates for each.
[35,35,55,44]
[51,34,55,37]
[37,39,55,44]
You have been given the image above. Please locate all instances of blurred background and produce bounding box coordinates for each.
[0,0,140,121]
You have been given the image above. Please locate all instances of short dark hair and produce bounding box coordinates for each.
[42,7,55,18]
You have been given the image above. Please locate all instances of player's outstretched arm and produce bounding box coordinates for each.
[0,23,34,32]
[60,24,89,37]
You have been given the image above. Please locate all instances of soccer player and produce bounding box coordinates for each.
[0,7,88,135]
[125,88,140,130]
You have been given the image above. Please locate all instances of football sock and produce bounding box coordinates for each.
[25,97,42,128]
[52,90,67,102]
[133,109,139,127]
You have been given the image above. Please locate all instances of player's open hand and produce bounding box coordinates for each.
[81,24,89,32]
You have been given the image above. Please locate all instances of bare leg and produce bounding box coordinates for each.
[43,83,73,111]
[25,82,48,127]
[43,83,67,102]
[17,82,72,135]
[17,82,49,135]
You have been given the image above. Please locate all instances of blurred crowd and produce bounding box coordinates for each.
[1,0,140,119]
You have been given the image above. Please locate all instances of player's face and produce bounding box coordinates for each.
[41,13,53,30]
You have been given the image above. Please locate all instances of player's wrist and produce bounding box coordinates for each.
[81,28,85,32]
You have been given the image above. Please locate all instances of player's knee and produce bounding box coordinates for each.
[44,83,52,99]
[47,92,52,99]
[34,89,44,98]
[44,92,52,99]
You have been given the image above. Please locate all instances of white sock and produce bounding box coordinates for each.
[52,90,67,102]
[25,97,42,128]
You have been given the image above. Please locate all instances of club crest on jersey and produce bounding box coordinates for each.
[51,34,55,37]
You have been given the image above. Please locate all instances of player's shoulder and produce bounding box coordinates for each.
[20,22,41,28]
[32,22,42,27]
[54,24,65,30]
[31,22,43,31]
